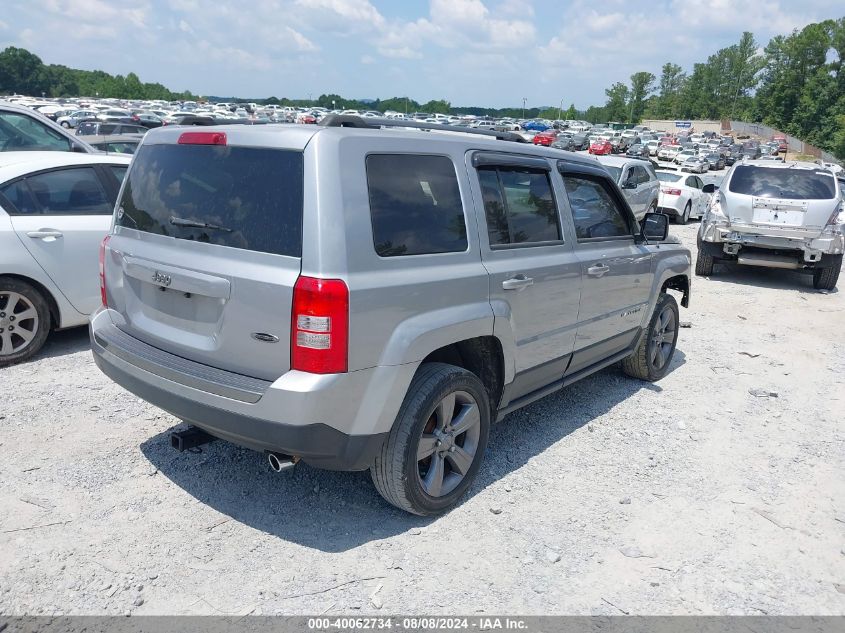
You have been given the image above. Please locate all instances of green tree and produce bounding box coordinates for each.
[0,47,49,95]
[603,82,629,122]
[628,71,656,122]
[420,99,451,114]
[650,62,686,119]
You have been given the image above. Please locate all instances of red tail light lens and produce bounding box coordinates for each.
[663,188,682,196]
[99,235,111,307]
[291,276,349,374]
[177,131,227,145]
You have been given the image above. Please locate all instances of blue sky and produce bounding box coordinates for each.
[3,0,843,107]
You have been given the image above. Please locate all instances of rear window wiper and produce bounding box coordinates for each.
[169,216,233,232]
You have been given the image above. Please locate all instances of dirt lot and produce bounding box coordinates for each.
[1,222,843,616]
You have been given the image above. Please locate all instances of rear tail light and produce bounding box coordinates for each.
[291,276,349,374]
[99,235,111,307]
[663,188,682,196]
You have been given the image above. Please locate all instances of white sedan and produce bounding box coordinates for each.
[0,152,130,365]
[656,170,711,225]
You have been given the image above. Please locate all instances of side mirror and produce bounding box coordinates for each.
[622,181,637,189]
[641,212,669,242]
[702,183,717,194]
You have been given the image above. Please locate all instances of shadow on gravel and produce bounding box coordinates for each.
[33,326,90,361]
[703,262,837,294]
[140,355,684,553]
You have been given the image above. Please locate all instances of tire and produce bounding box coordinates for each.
[371,363,491,516]
[813,254,842,290]
[622,293,679,382]
[695,248,715,276]
[677,202,691,225]
[0,278,51,367]
[60,121,70,128]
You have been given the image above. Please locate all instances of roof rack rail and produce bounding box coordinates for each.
[318,114,526,143]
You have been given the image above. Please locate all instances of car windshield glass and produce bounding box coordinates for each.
[656,172,683,183]
[603,166,622,182]
[728,166,836,200]
[117,144,303,256]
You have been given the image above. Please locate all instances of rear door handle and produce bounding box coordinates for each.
[502,275,534,291]
[26,230,63,239]
[587,263,610,277]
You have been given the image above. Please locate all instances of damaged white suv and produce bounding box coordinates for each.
[696,161,844,290]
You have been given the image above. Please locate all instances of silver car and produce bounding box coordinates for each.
[594,155,660,220]
[91,117,691,515]
[697,161,844,289]
[681,155,708,174]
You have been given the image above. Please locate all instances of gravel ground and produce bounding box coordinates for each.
[1,221,843,616]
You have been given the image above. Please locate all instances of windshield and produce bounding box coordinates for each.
[728,166,836,200]
[117,144,304,256]
[656,172,683,183]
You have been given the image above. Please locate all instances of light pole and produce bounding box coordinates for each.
[522,97,527,120]
[730,53,760,124]
[559,98,564,121]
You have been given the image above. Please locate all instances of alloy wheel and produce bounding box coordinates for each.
[0,291,40,357]
[416,391,481,498]
[648,304,676,371]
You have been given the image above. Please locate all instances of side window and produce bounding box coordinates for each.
[0,112,71,152]
[478,167,561,247]
[634,166,649,185]
[694,176,704,189]
[562,174,632,240]
[685,176,696,188]
[24,168,113,215]
[109,165,128,183]
[0,180,39,215]
[366,154,467,257]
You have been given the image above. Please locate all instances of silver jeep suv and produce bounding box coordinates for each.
[91,117,692,515]
[697,160,844,289]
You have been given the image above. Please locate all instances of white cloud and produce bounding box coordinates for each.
[285,26,319,52]
[294,0,385,32]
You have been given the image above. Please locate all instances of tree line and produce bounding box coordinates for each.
[578,19,845,159]
[0,17,843,159]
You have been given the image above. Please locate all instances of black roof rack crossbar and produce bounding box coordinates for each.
[318,114,527,143]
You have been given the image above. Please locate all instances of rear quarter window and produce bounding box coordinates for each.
[366,154,467,257]
[116,144,303,257]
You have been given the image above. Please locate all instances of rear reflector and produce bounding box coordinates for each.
[177,131,227,145]
[99,235,111,307]
[291,276,349,374]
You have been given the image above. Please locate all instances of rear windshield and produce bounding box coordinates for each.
[603,166,622,182]
[656,172,682,183]
[116,144,303,256]
[728,165,836,200]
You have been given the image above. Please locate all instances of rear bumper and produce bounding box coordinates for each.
[700,223,844,259]
[89,311,416,471]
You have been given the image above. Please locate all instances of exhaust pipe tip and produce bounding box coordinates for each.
[267,452,296,473]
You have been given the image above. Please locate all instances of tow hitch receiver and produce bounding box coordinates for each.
[170,426,216,452]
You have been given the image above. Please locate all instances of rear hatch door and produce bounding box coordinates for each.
[105,130,306,381]
[725,164,838,236]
